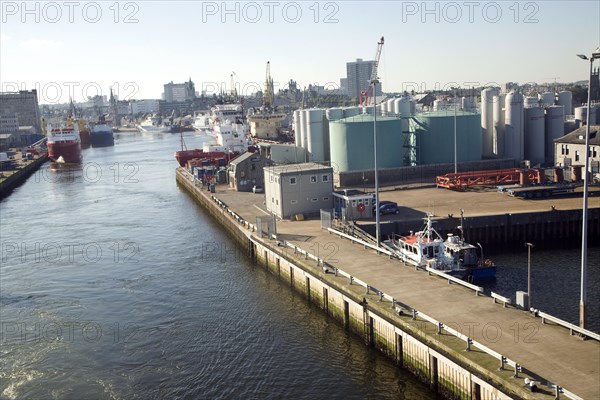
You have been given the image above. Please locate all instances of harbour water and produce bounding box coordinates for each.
[1,132,597,399]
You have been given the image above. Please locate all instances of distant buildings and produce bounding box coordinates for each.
[163,79,196,102]
[345,58,382,101]
[0,90,41,133]
[129,99,160,115]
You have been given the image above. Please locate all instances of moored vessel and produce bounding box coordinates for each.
[90,114,115,147]
[45,122,82,163]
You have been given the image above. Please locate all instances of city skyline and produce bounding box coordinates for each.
[1,1,599,104]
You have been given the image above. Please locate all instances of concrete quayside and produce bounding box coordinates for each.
[176,167,599,400]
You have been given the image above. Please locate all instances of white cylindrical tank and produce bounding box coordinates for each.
[524,106,545,165]
[461,96,476,111]
[326,107,344,122]
[300,109,309,150]
[492,93,506,157]
[433,99,446,111]
[505,92,525,161]
[386,98,396,115]
[481,87,499,157]
[557,91,573,116]
[524,97,540,108]
[306,108,325,162]
[539,92,555,107]
[393,98,402,115]
[293,110,301,145]
[545,106,565,164]
[574,106,597,125]
[398,96,412,133]
[379,102,387,116]
[343,106,360,118]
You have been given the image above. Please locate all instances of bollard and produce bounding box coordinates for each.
[379,291,384,302]
[513,364,520,378]
[466,338,472,352]
[437,322,443,335]
[499,356,506,371]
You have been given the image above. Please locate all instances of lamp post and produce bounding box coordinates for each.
[525,242,534,309]
[576,47,600,329]
[373,79,380,247]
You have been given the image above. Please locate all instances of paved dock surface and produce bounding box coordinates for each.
[205,183,600,399]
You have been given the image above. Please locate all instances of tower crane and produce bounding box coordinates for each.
[359,36,384,106]
[264,61,274,108]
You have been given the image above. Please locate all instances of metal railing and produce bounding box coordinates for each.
[537,311,600,341]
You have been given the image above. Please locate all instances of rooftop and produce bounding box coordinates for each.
[267,162,332,175]
[555,125,600,145]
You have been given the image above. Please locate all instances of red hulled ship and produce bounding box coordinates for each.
[46,122,82,163]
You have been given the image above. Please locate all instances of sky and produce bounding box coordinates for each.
[1,1,599,104]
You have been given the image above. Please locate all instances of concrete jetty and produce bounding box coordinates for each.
[0,152,48,199]
[176,167,600,399]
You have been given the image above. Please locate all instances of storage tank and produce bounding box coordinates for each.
[461,96,476,111]
[393,98,402,115]
[329,115,403,172]
[524,97,540,108]
[343,106,360,118]
[379,102,387,116]
[557,91,573,115]
[300,109,309,149]
[545,106,565,165]
[433,99,446,111]
[293,110,301,145]
[398,97,412,134]
[362,106,374,115]
[410,99,416,115]
[413,110,482,164]
[574,106,597,125]
[593,104,600,124]
[326,107,344,122]
[481,87,499,157]
[524,106,545,165]
[386,98,396,115]
[564,119,577,135]
[492,93,505,157]
[539,92,555,107]
[504,92,525,161]
[306,109,325,162]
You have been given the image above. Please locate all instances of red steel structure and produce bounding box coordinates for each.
[436,168,545,190]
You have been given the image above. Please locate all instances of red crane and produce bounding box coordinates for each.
[359,36,384,107]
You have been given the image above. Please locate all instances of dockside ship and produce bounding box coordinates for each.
[90,115,115,147]
[46,123,82,163]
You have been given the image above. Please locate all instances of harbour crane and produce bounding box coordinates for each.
[359,36,384,107]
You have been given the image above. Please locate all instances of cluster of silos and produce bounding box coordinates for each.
[481,88,577,165]
[574,105,600,125]
[329,115,403,171]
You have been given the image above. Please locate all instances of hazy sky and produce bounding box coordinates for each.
[1,1,599,104]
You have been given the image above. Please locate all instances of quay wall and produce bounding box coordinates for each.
[0,153,48,200]
[175,168,544,400]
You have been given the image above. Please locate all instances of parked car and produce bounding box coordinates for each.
[252,185,264,194]
[372,200,396,214]
[379,202,400,215]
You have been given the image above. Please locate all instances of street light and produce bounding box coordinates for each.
[525,242,535,309]
[576,47,600,329]
[373,78,380,248]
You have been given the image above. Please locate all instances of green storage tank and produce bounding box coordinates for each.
[329,115,403,172]
[414,110,482,165]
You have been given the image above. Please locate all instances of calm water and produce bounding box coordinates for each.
[0,132,439,399]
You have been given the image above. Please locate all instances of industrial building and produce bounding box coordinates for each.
[228,152,274,192]
[258,143,306,164]
[264,163,334,219]
[554,125,600,174]
[0,90,41,133]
